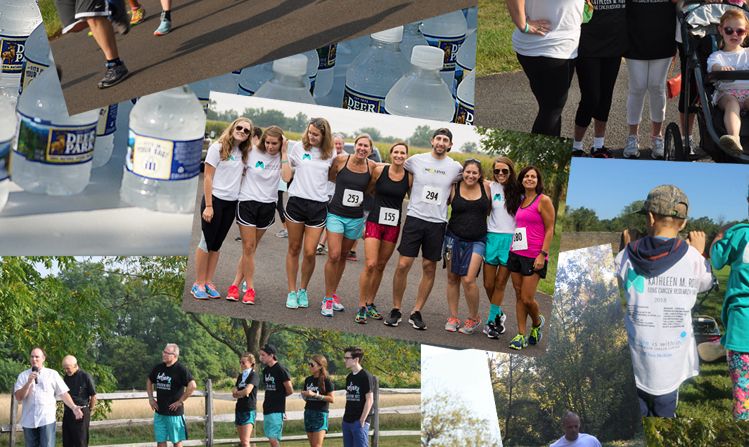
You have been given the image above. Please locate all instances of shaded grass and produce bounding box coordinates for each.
[38,0,62,39]
[477,0,519,75]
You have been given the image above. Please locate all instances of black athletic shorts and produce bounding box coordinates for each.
[507,252,547,279]
[55,0,110,33]
[397,216,446,262]
[284,196,327,228]
[237,200,276,229]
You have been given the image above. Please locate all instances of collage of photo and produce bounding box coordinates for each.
[1,0,748,446]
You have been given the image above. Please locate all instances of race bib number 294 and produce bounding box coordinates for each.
[512,227,528,251]
[422,185,442,205]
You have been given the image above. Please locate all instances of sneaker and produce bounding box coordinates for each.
[321,298,334,317]
[275,229,288,238]
[297,289,309,308]
[97,63,129,89]
[384,308,402,327]
[242,288,256,305]
[226,284,239,302]
[191,283,208,300]
[483,322,500,339]
[590,146,612,158]
[205,283,221,299]
[332,293,344,311]
[623,135,640,159]
[571,148,586,157]
[459,318,481,335]
[408,311,427,330]
[286,291,298,309]
[651,136,665,159]
[508,333,528,350]
[444,317,461,332]
[355,307,367,324]
[494,312,507,335]
[719,135,744,155]
[366,304,382,320]
[528,315,545,345]
[315,244,326,256]
[346,250,358,261]
[129,5,146,25]
[109,0,131,35]
[154,15,172,36]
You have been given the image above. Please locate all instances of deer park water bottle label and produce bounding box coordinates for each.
[317,44,337,70]
[97,104,118,137]
[0,34,27,75]
[19,57,48,94]
[454,97,474,125]
[0,139,10,181]
[125,130,202,181]
[421,33,465,72]
[343,85,384,113]
[14,113,97,164]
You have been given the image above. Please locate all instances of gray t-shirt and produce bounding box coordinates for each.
[403,152,462,223]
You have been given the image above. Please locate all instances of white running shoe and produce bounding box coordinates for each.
[651,136,665,159]
[623,135,640,159]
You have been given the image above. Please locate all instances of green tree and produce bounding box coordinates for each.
[421,394,496,447]
[357,127,383,141]
[564,207,602,232]
[409,125,435,147]
[461,141,478,153]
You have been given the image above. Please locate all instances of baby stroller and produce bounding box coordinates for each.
[664,0,749,163]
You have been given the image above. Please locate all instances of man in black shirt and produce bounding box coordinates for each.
[259,344,293,447]
[61,356,97,447]
[146,343,197,447]
[342,347,375,447]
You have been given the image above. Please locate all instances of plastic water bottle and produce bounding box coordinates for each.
[454,71,474,125]
[18,22,49,95]
[464,6,478,34]
[302,49,319,94]
[420,10,467,92]
[344,26,407,114]
[315,35,368,107]
[0,0,42,95]
[0,94,15,211]
[210,72,238,96]
[454,29,475,93]
[12,67,98,195]
[314,43,336,98]
[400,22,427,67]
[254,55,316,104]
[384,45,455,121]
[190,74,237,112]
[120,85,205,213]
[237,62,273,96]
[92,104,118,168]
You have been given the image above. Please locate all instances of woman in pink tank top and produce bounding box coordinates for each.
[507,166,555,351]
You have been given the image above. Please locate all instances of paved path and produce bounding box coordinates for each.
[52,0,475,114]
[182,179,551,354]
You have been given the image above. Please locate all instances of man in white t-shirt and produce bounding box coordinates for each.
[14,348,84,447]
[384,128,462,331]
[549,411,601,447]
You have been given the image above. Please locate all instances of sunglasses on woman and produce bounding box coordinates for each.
[235,125,251,135]
[494,168,510,175]
[724,26,747,37]
[308,362,317,367]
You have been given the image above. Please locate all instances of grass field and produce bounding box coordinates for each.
[38,0,62,38]
[477,0,519,76]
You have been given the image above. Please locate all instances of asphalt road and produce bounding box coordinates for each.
[182,179,552,354]
[52,0,475,115]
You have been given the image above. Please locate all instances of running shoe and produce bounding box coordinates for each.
[384,308,402,327]
[651,136,665,160]
[346,250,358,261]
[315,244,326,255]
[205,283,221,299]
[242,288,256,305]
[355,307,367,324]
[623,135,640,159]
[332,293,344,311]
[275,229,288,238]
[719,135,744,155]
[409,311,427,330]
[191,283,208,300]
[495,312,507,335]
[459,318,481,335]
[297,288,309,308]
[109,0,131,35]
[97,63,129,89]
[154,14,171,36]
[444,317,461,332]
[321,298,334,317]
[129,5,146,25]
[286,291,298,309]
[366,304,383,320]
[590,146,612,158]
[508,333,527,350]
[528,315,545,345]
[226,284,239,302]
[571,148,586,157]
[483,322,500,339]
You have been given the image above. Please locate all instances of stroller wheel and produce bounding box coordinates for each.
[664,123,686,161]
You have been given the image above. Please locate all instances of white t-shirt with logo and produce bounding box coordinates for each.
[403,152,463,223]
[550,433,602,447]
[287,141,335,203]
[488,181,516,233]
[511,0,584,59]
[239,149,281,203]
[615,245,713,394]
[204,143,244,201]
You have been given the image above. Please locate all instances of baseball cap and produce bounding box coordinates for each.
[640,185,689,219]
[260,344,277,357]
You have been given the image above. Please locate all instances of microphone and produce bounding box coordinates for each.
[31,366,38,384]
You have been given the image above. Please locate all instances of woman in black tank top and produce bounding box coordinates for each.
[322,134,377,318]
[356,142,413,324]
[444,159,491,335]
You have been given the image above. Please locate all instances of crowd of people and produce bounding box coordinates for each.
[189,118,555,350]
[508,0,749,158]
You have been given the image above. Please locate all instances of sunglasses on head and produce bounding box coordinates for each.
[235,125,251,135]
[494,168,510,175]
[724,26,747,37]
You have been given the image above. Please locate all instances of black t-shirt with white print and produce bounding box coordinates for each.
[579,0,628,57]
[262,362,291,415]
[303,375,334,412]
[626,0,676,60]
[148,361,194,416]
[343,368,375,423]
[235,369,260,412]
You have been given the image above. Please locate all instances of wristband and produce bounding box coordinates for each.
[523,22,530,33]
[540,250,548,257]
[281,160,288,164]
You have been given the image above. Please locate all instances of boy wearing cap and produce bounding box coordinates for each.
[709,187,749,421]
[615,185,713,418]
[258,345,292,447]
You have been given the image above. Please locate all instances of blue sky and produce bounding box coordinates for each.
[566,159,749,221]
